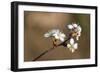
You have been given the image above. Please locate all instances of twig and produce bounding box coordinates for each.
[32,37,71,61]
[33,46,55,61]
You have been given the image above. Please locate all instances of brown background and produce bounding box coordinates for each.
[24,11,90,61]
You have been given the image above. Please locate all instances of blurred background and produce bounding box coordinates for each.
[24,11,90,61]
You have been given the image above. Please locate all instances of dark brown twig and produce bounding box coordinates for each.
[33,46,55,61]
[32,37,71,61]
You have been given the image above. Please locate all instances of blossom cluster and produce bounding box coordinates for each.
[44,23,82,53]
[67,23,82,52]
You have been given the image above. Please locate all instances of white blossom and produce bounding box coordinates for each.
[75,25,82,40]
[67,23,82,40]
[67,38,78,53]
[67,24,73,29]
[44,29,66,42]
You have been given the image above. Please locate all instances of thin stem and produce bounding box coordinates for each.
[33,46,55,61]
[32,37,71,61]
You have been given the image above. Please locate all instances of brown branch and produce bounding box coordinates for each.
[32,46,55,61]
[32,37,71,61]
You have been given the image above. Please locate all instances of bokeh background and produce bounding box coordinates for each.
[24,11,90,61]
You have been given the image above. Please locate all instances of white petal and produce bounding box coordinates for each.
[59,37,65,42]
[77,26,82,32]
[44,33,50,37]
[54,34,59,39]
[67,44,71,48]
[67,25,73,29]
[74,43,78,49]
[70,38,74,45]
[73,23,78,28]
[60,33,66,38]
[71,49,75,53]
[78,32,81,36]
[52,29,60,34]
[50,29,58,35]
[76,36,79,40]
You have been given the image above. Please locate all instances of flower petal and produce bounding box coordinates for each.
[53,34,59,39]
[52,29,60,34]
[44,33,50,37]
[73,23,78,28]
[77,26,82,32]
[59,37,65,42]
[67,44,71,48]
[78,32,81,36]
[67,25,73,29]
[74,43,78,49]
[76,36,79,40]
[70,38,74,45]
[71,49,75,53]
[60,33,66,38]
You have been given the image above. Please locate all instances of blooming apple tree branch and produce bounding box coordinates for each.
[32,23,82,61]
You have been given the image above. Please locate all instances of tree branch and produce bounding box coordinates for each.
[32,37,71,61]
[32,46,55,61]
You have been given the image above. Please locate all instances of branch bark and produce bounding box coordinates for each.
[32,37,71,61]
[32,46,55,61]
